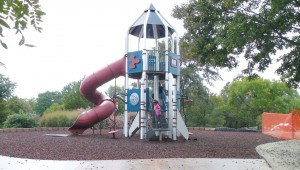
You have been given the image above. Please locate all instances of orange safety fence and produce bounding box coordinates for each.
[262,110,300,140]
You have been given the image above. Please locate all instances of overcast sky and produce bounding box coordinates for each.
[0,0,285,99]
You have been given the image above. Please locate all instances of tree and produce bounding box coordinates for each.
[35,91,62,115]
[26,97,36,113]
[7,96,33,114]
[0,74,15,126]
[0,74,16,100]
[0,0,45,48]
[180,64,211,126]
[106,85,125,115]
[221,77,300,128]
[0,100,12,127]
[172,0,300,88]
[61,80,92,110]
[204,94,227,127]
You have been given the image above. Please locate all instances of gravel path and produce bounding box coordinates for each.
[0,129,281,160]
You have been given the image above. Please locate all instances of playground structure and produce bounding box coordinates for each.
[69,4,189,141]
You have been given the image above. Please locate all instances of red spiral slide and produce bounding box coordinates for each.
[69,56,126,134]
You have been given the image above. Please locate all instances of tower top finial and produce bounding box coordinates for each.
[129,3,175,39]
[147,3,156,11]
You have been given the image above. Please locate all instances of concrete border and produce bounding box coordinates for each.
[0,127,69,133]
[0,127,215,133]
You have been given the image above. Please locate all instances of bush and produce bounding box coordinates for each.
[0,101,12,127]
[40,110,137,129]
[256,114,262,129]
[40,109,83,127]
[44,103,65,114]
[93,119,110,130]
[114,112,137,129]
[93,112,137,130]
[3,113,39,128]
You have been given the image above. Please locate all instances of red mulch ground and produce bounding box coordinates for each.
[0,129,282,160]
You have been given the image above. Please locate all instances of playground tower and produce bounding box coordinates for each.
[124,4,189,140]
[68,4,188,141]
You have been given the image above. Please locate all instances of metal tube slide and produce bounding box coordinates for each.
[69,56,126,134]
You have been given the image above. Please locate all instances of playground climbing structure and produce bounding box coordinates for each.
[69,4,189,141]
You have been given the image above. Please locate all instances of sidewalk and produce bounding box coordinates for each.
[0,156,272,170]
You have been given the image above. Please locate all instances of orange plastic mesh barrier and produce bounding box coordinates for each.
[262,110,300,140]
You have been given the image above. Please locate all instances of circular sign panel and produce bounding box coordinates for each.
[129,93,139,106]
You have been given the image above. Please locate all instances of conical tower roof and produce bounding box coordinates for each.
[128,3,175,39]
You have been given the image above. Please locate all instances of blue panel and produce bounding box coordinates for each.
[168,52,179,75]
[161,88,166,111]
[146,88,150,111]
[127,89,140,111]
[127,51,143,74]
[148,55,156,71]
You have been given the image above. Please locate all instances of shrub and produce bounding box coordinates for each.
[3,113,39,128]
[115,112,137,129]
[93,112,137,130]
[40,109,83,127]
[0,101,12,127]
[40,110,138,129]
[93,119,109,130]
[256,114,262,129]
[44,103,65,114]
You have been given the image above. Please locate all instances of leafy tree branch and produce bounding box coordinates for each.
[0,0,45,49]
[172,0,300,88]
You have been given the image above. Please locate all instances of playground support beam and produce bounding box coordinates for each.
[139,50,148,139]
[171,74,177,140]
[124,25,130,137]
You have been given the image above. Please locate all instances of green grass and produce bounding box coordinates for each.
[40,109,84,127]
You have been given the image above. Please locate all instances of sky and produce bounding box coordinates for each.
[0,0,285,99]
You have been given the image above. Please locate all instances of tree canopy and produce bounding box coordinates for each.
[215,77,300,128]
[0,0,45,48]
[0,74,16,100]
[61,80,92,110]
[35,91,62,115]
[180,64,211,126]
[172,0,300,88]
[7,96,33,113]
[106,85,125,115]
